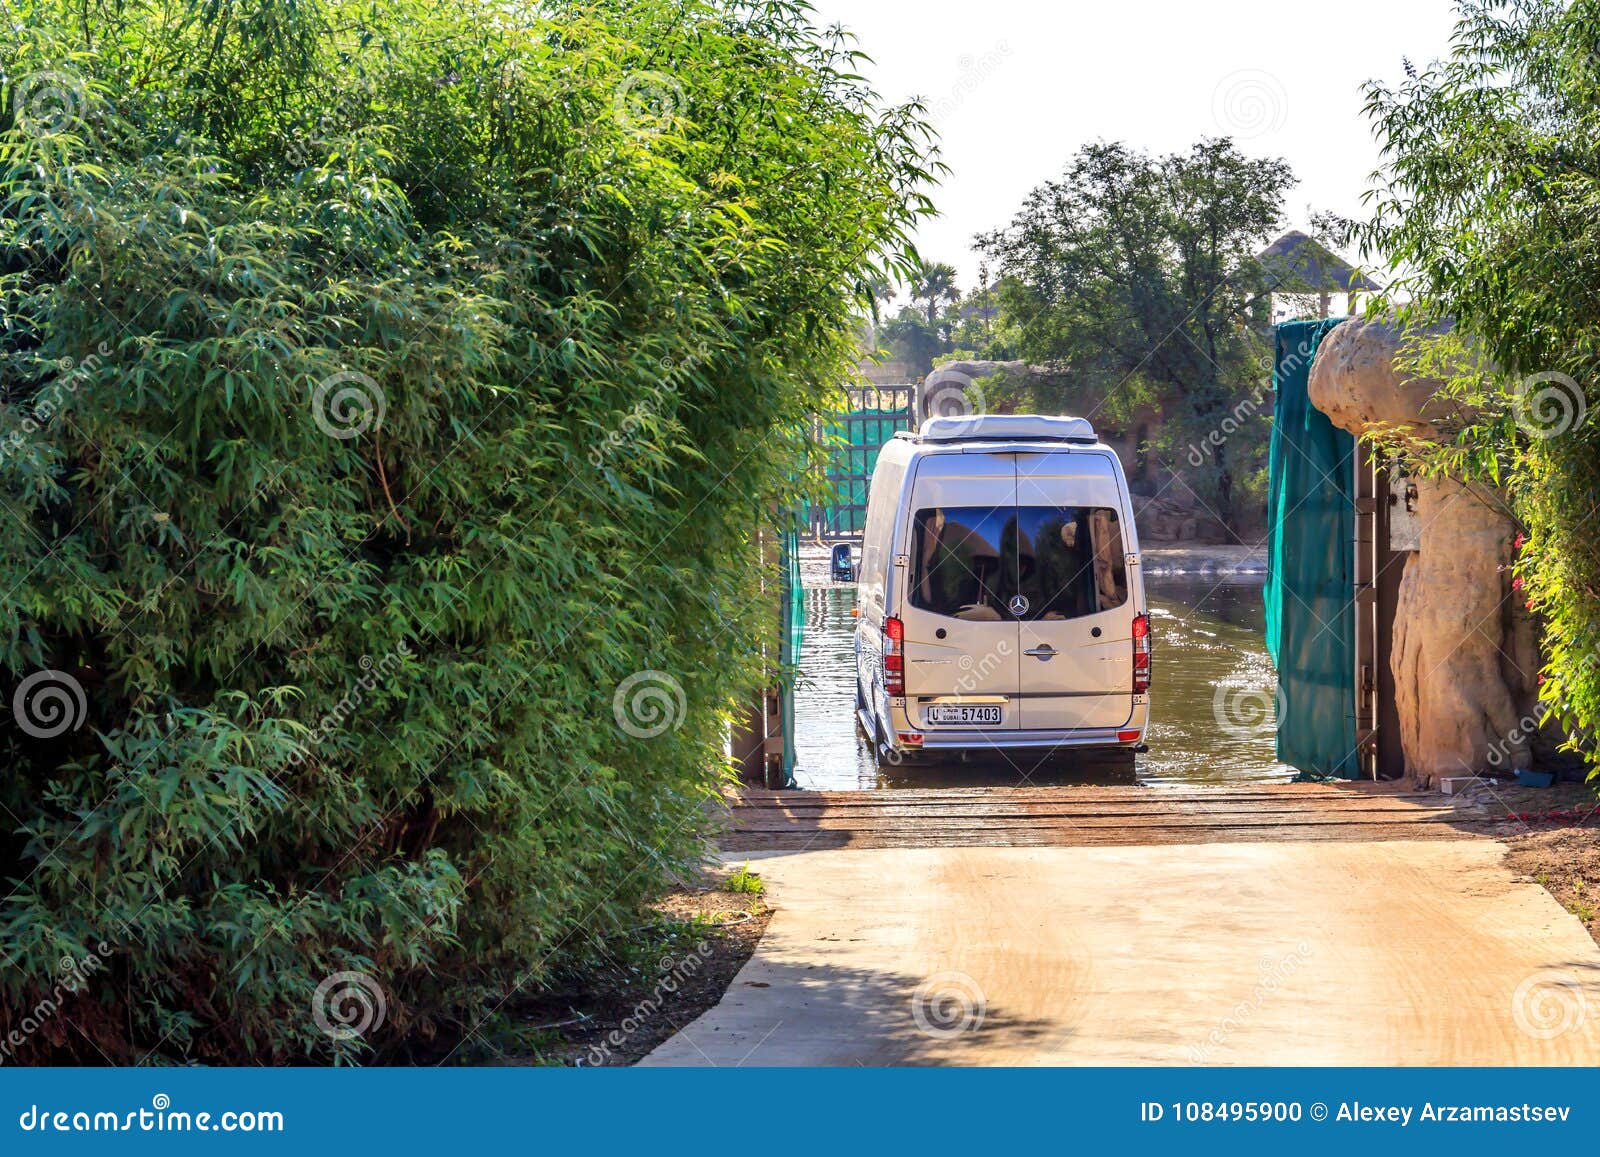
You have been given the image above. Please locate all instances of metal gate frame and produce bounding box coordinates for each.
[808,384,916,541]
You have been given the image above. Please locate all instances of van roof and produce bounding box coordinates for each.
[907,414,1098,444]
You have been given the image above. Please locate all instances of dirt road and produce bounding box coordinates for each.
[641,838,1600,1065]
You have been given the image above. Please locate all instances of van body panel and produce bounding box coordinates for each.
[1013,452,1138,730]
[854,438,912,733]
[899,451,1020,730]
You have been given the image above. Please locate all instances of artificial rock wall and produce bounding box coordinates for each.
[1307,317,1542,783]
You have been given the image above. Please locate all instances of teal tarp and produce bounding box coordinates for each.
[1264,319,1358,778]
[778,525,801,788]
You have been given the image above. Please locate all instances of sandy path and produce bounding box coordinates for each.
[641,841,1600,1066]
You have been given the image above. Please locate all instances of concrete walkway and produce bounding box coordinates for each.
[642,839,1600,1065]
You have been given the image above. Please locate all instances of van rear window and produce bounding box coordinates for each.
[909,506,1128,621]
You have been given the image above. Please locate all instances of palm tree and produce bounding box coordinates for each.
[909,261,960,328]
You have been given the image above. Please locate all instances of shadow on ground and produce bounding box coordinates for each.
[641,953,1069,1066]
[873,748,1139,789]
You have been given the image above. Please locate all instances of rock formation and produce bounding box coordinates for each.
[1307,317,1541,783]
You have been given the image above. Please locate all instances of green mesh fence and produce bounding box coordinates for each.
[779,524,801,787]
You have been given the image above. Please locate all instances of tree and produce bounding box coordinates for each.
[978,139,1295,528]
[1356,0,1600,772]
[879,305,946,376]
[909,260,961,328]
[0,0,932,1062]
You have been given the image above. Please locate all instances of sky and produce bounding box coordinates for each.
[807,0,1461,293]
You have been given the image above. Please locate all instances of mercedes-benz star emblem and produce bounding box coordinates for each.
[1008,595,1029,617]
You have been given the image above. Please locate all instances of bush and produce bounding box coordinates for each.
[0,0,930,1062]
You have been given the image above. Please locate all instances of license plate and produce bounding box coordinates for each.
[924,704,1002,726]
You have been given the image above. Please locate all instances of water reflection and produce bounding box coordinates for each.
[790,574,1290,790]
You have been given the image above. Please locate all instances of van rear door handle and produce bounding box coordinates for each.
[1023,645,1057,660]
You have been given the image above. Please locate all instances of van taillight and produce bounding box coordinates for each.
[1132,613,1151,693]
[883,616,904,696]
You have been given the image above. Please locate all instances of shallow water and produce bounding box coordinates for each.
[790,573,1290,790]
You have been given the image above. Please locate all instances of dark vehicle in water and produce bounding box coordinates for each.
[831,543,856,583]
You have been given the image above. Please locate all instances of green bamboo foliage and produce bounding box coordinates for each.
[0,0,933,1062]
